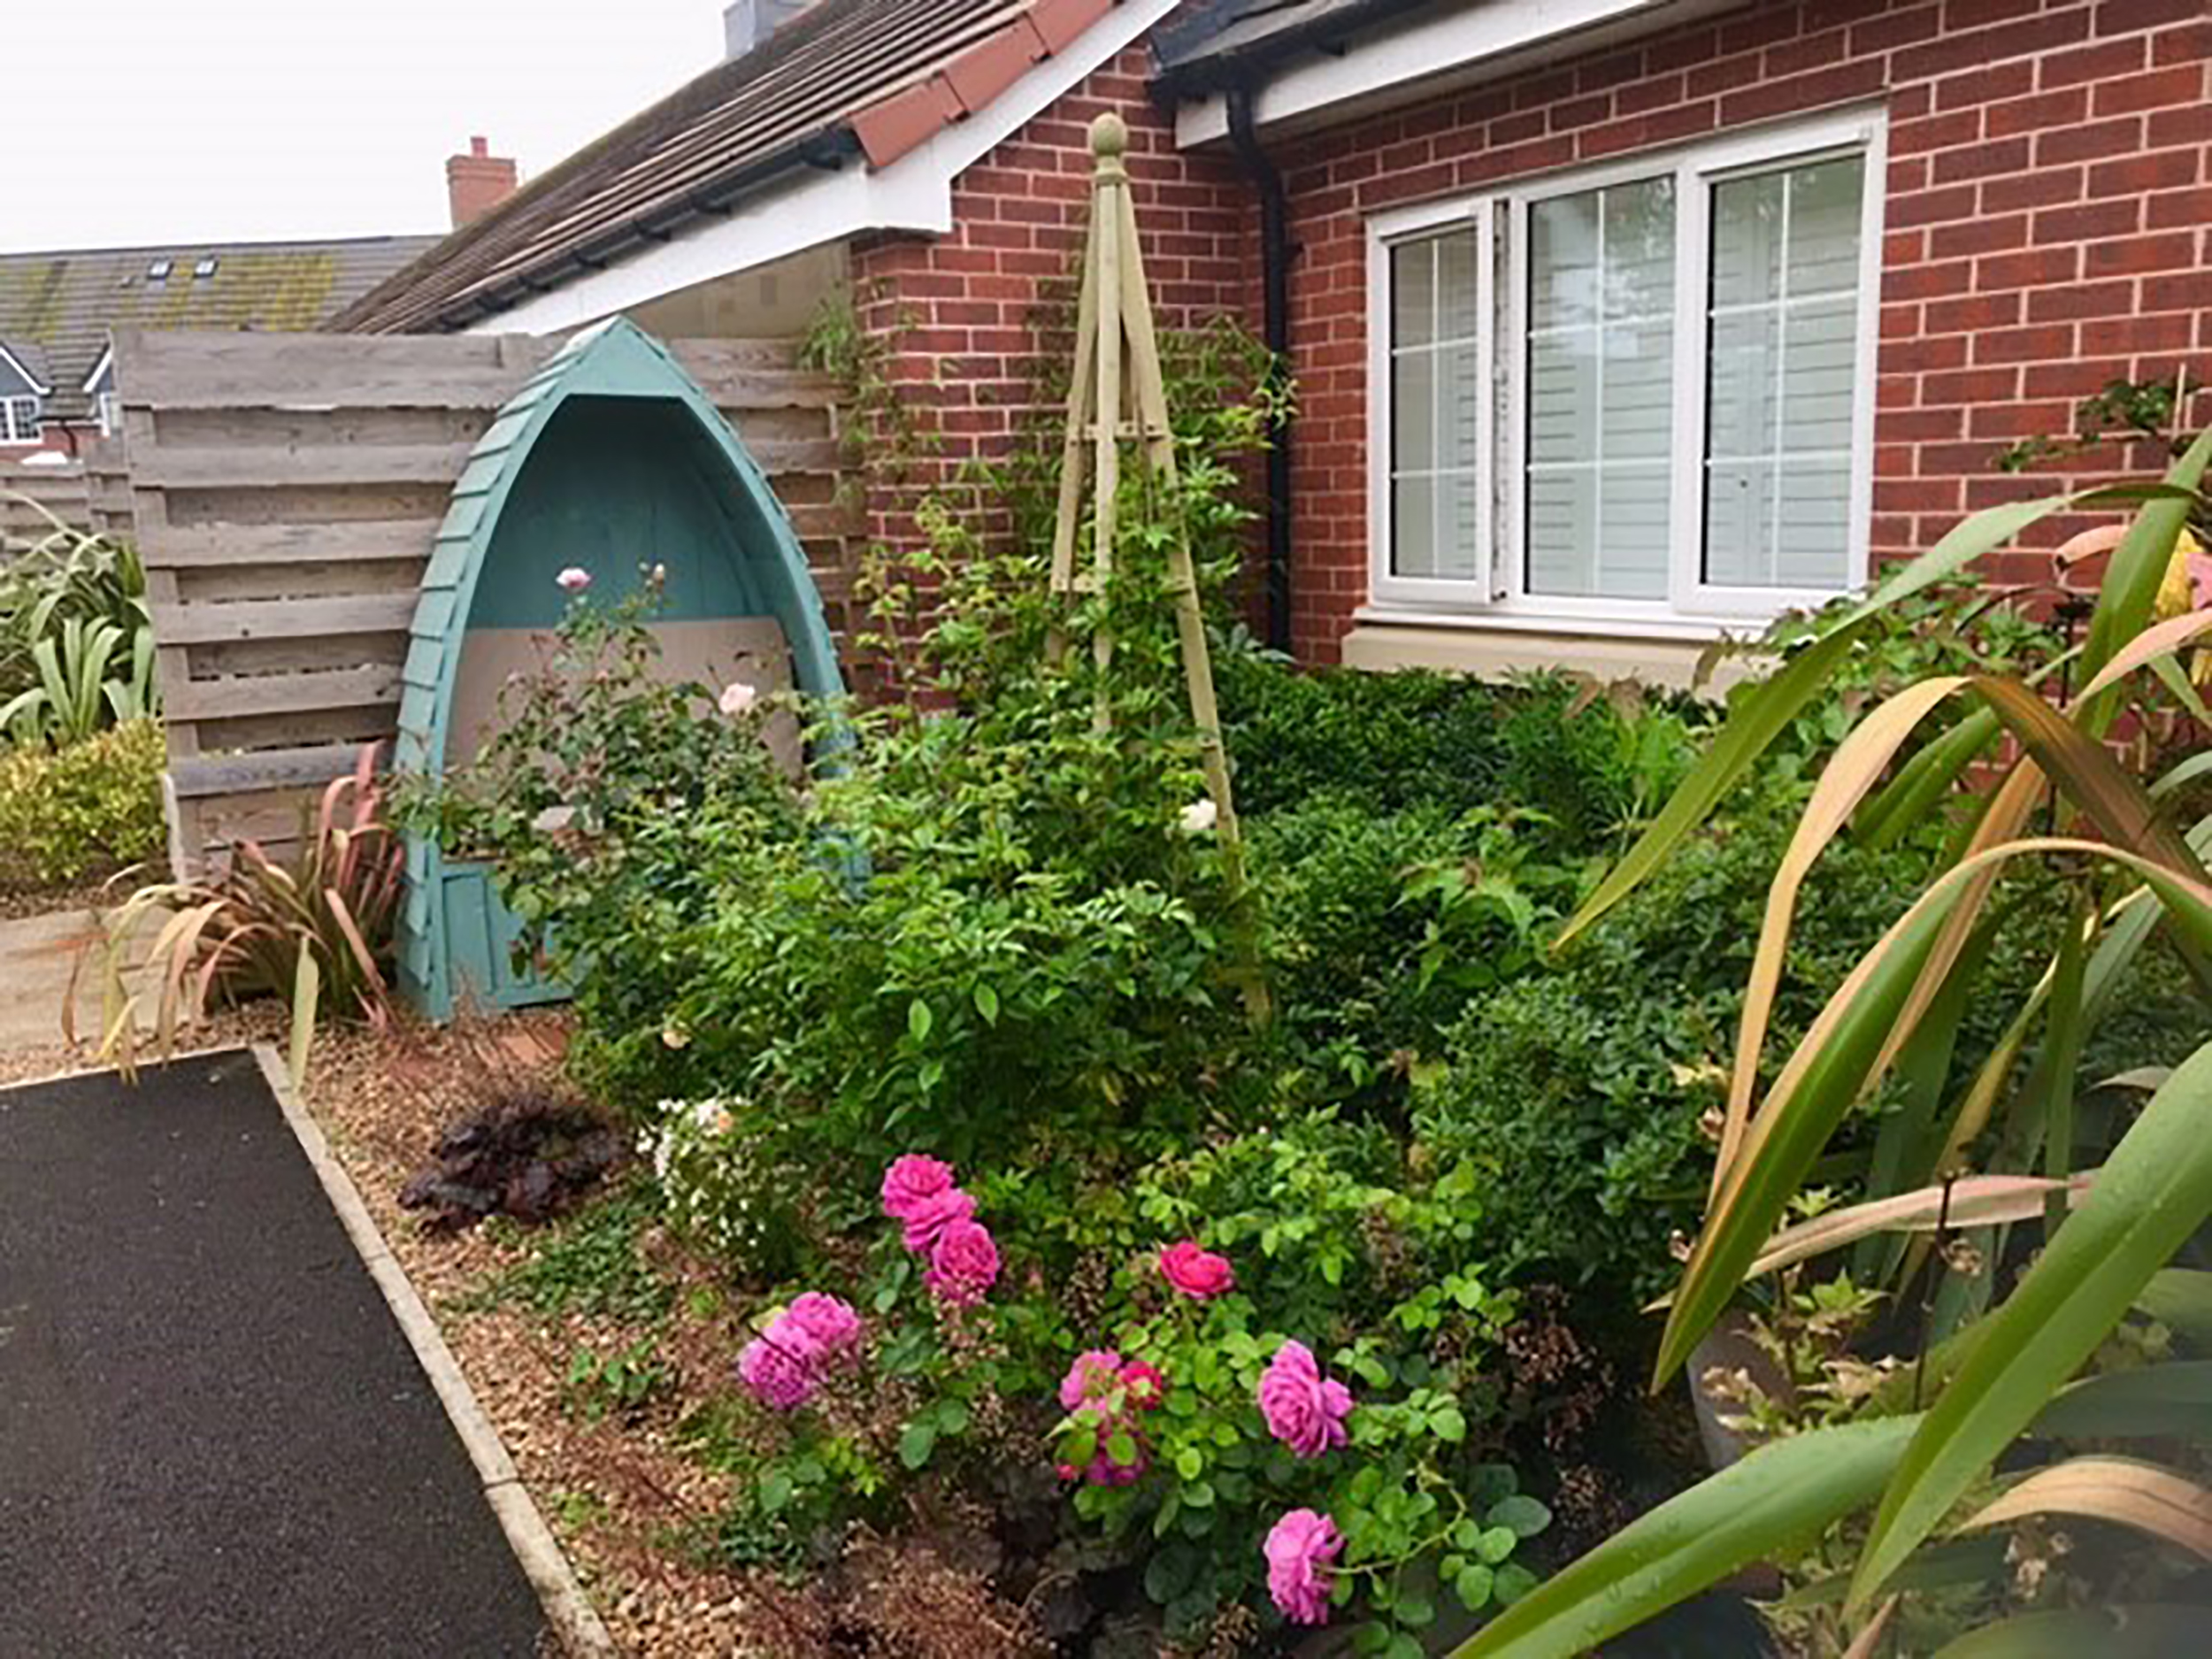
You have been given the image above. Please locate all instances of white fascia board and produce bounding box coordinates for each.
[479,0,1186,338]
[1176,0,1733,148]
[81,342,114,396]
[0,340,53,396]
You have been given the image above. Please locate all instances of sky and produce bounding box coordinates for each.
[5,1,732,252]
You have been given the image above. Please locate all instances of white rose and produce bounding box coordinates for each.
[718,680,758,717]
[1178,796,1219,837]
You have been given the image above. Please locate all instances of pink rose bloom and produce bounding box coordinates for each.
[899,1185,976,1256]
[555,565,592,594]
[1120,1361,1167,1411]
[1264,1509,1343,1627]
[1059,1349,1125,1411]
[738,1327,819,1410]
[880,1153,957,1221]
[925,1217,1000,1305]
[1257,1340,1354,1459]
[782,1293,863,1359]
[1159,1239,1235,1299]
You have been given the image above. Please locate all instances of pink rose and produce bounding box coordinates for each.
[738,1326,819,1410]
[880,1153,957,1221]
[555,565,591,594]
[1059,1349,1125,1411]
[1264,1509,1343,1626]
[782,1293,863,1360]
[1257,1340,1353,1460]
[1159,1240,1235,1300]
[899,1185,976,1256]
[1120,1361,1167,1411]
[925,1217,1000,1305]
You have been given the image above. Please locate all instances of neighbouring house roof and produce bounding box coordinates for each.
[0,235,440,421]
[335,0,1129,335]
[0,337,55,396]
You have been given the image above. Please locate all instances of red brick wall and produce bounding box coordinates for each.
[850,45,1255,567]
[1260,0,2212,662]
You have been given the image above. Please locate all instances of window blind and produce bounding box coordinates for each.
[1703,155,1865,590]
[1388,228,1484,580]
[1525,176,1676,601]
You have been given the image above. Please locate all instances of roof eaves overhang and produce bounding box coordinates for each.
[458,0,1187,339]
[1164,0,1740,149]
[416,127,865,334]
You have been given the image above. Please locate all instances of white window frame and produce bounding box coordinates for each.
[1366,106,1886,635]
[0,396,42,446]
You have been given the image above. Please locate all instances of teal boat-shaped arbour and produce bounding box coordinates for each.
[394,318,846,1021]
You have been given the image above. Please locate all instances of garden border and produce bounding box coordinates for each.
[245,1041,618,1658]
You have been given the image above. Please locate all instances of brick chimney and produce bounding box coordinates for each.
[446,136,518,229]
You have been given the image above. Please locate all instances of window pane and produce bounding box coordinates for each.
[1789,157,1864,296]
[1393,476,1437,577]
[1393,350,1435,472]
[1525,176,1676,600]
[1392,240,1435,348]
[1388,227,1484,584]
[1438,230,1481,342]
[1705,155,1864,591]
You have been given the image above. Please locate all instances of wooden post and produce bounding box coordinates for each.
[1048,112,1269,1022]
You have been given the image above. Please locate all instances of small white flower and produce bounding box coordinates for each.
[718,680,758,718]
[649,562,667,584]
[556,565,592,594]
[1178,796,1220,837]
[661,1024,689,1049]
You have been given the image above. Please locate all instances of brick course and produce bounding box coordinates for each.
[1252,0,2211,661]
[849,47,1254,565]
[853,4,2209,665]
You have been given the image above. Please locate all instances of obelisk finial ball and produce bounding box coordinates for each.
[1090,111,1129,158]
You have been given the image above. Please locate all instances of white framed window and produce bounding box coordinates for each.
[1367,108,1886,634]
[0,396,41,445]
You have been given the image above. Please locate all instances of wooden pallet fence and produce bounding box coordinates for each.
[114,327,857,872]
[0,444,134,542]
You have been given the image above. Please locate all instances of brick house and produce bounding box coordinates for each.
[339,0,2212,681]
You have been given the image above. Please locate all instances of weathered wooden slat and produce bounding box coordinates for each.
[168,743,367,801]
[143,519,440,571]
[151,592,419,644]
[166,664,404,721]
[134,435,842,491]
[131,443,482,490]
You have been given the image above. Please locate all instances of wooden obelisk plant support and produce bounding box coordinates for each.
[1050,112,1268,1021]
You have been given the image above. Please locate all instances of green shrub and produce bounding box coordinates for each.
[1219,653,1699,851]
[1254,800,1578,1102]
[0,718,165,888]
[1415,796,1946,1316]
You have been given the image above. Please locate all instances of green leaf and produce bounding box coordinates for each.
[937,1398,971,1436]
[907,997,933,1041]
[1449,1416,1918,1659]
[898,1421,938,1470]
[1144,1544,1201,1605]
[1930,1607,2212,1658]
[2078,427,2212,730]
[1556,621,1870,948]
[1486,1494,1551,1539]
[758,1471,795,1513]
[1105,1430,1139,1468]
[1476,1525,1519,1564]
[2138,1269,2212,1348]
[1431,1405,1468,1444]
[1396,1594,1435,1630]
[1853,1039,2212,1609]
[1494,1563,1539,1607]
[1174,1447,1203,1480]
[972,982,999,1024]
[1455,1563,1495,1612]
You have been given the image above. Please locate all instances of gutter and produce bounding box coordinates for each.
[1153,0,1432,100]
[1225,81,1295,655]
